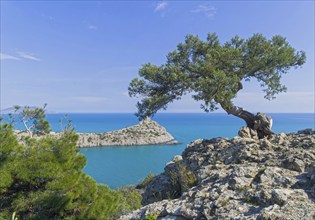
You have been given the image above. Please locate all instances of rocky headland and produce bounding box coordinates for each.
[15,118,178,147]
[120,128,315,219]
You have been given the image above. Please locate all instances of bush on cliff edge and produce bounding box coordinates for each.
[0,123,141,219]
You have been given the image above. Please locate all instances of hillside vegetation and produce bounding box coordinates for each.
[0,123,142,219]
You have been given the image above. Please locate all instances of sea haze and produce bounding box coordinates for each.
[4,113,315,188]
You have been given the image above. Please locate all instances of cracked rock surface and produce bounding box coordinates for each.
[120,129,315,220]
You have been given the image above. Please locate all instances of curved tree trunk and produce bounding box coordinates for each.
[221,105,273,138]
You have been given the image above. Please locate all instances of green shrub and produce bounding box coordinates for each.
[112,186,142,219]
[145,213,158,220]
[137,172,155,189]
[0,123,142,219]
[167,161,198,198]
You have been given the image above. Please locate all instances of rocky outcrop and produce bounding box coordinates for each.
[120,128,315,219]
[15,118,178,147]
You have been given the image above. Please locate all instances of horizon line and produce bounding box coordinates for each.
[7,112,314,114]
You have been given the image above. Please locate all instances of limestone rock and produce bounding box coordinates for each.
[142,160,197,205]
[238,126,259,139]
[14,117,179,147]
[120,129,315,220]
[298,128,314,135]
[284,157,305,172]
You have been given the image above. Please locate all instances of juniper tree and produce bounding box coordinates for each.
[129,33,306,138]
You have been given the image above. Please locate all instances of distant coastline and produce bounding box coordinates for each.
[14,117,179,147]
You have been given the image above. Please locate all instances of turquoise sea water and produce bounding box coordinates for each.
[5,113,315,189]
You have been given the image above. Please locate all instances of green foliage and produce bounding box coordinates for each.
[167,161,198,198]
[8,104,51,137]
[0,122,142,219]
[12,211,18,220]
[111,186,142,219]
[136,172,155,189]
[129,33,306,119]
[145,213,158,220]
[58,114,75,133]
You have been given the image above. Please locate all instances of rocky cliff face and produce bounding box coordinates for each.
[120,129,315,219]
[76,118,178,147]
[15,118,178,147]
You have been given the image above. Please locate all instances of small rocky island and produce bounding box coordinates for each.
[15,117,178,147]
[120,129,315,219]
[75,117,178,147]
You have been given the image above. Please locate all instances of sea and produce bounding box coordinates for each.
[4,113,315,189]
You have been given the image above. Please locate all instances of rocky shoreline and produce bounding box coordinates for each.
[15,118,179,147]
[120,128,315,219]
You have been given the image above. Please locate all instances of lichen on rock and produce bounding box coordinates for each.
[120,129,315,220]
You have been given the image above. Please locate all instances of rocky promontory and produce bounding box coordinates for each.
[120,128,315,219]
[15,118,178,147]
[76,118,178,147]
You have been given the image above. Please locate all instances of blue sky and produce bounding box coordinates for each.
[1,1,314,113]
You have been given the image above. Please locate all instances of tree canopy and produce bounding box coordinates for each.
[129,33,306,121]
[0,112,141,219]
[8,104,51,137]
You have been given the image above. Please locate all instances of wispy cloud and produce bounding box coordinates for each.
[17,51,41,61]
[88,25,98,30]
[191,4,216,18]
[155,1,168,12]
[0,53,21,61]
